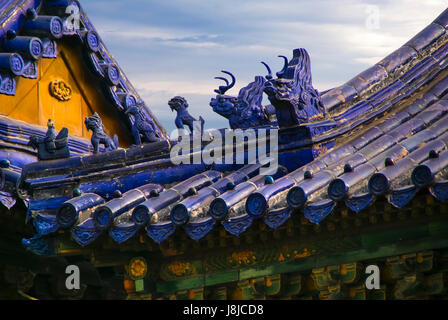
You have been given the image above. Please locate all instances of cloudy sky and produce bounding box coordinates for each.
[81,0,447,133]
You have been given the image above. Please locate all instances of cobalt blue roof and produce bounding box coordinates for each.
[0,114,102,209]
[14,7,448,255]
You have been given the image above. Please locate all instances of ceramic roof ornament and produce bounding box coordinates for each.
[125,102,161,144]
[84,112,119,153]
[168,96,205,133]
[28,119,70,160]
[262,48,326,128]
[210,70,276,129]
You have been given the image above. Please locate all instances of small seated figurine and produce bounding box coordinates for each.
[28,119,70,160]
[125,103,160,144]
[168,96,204,133]
[84,112,119,153]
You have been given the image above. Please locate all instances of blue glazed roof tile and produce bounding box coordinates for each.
[430,76,448,97]
[320,85,358,112]
[222,214,253,236]
[431,41,448,61]
[303,199,335,224]
[350,127,383,151]
[377,46,418,74]
[400,57,438,85]
[388,185,418,209]
[375,110,410,132]
[346,65,388,94]
[146,221,176,244]
[416,151,448,189]
[435,8,448,29]
[319,144,354,166]
[0,3,26,30]
[405,23,446,53]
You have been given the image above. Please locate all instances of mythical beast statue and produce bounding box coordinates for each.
[84,112,119,153]
[262,48,326,128]
[125,103,161,144]
[210,70,276,129]
[168,96,204,133]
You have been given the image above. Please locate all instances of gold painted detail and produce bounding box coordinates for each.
[278,247,316,262]
[202,245,318,274]
[129,257,148,280]
[293,248,316,259]
[49,79,72,101]
[311,263,359,291]
[167,261,195,277]
[313,144,328,157]
[188,288,204,300]
[229,251,256,265]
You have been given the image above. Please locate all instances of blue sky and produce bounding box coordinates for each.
[81,0,447,133]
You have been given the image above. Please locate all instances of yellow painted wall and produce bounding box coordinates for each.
[0,39,133,146]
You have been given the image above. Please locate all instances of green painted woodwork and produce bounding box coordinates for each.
[383,251,434,282]
[152,219,448,294]
[264,274,281,296]
[310,263,359,294]
[156,276,204,293]
[367,285,387,300]
[230,280,256,300]
[205,270,239,286]
[207,286,227,300]
[361,224,429,248]
[423,273,445,296]
[282,273,302,296]
[3,193,448,299]
[187,288,204,300]
[393,274,425,299]
[174,290,189,300]
[393,272,446,299]
[251,278,267,299]
[135,279,144,292]
[340,263,359,283]
[346,284,366,300]
[318,284,343,300]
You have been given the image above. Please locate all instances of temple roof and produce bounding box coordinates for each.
[0,0,167,140]
[14,7,448,254]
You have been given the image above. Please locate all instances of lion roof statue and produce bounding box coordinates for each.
[84,112,119,153]
[168,96,204,133]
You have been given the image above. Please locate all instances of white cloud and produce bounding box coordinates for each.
[81,0,448,130]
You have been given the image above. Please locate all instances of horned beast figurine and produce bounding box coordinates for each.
[84,112,119,153]
[125,102,160,144]
[262,48,326,128]
[168,96,204,133]
[210,70,276,129]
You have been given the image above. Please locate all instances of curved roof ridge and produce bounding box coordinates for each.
[321,8,448,115]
